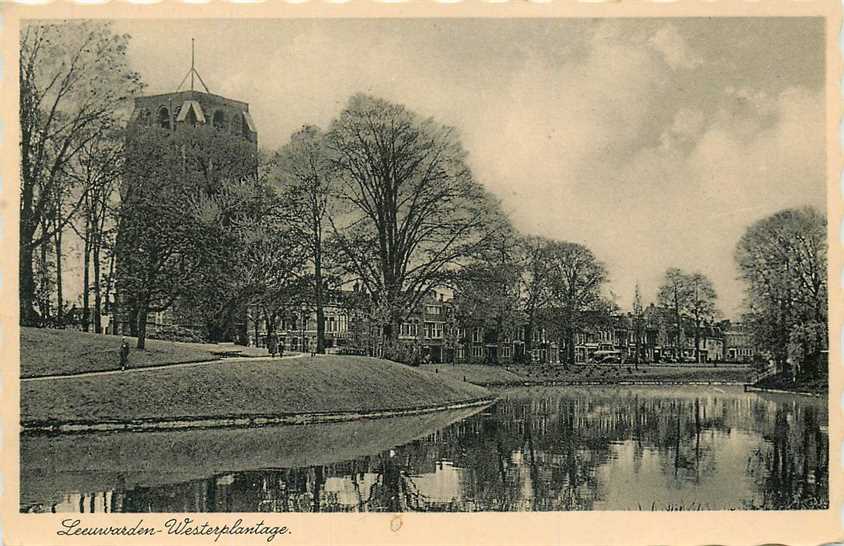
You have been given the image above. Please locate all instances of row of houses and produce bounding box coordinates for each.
[244,290,755,366]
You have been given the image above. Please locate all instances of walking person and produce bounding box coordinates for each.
[119,337,130,371]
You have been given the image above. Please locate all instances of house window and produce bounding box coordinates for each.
[502,345,512,358]
[472,328,483,343]
[425,323,443,339]
[400,322,418,338]
[472,345,484,358]
[425,305,441,316]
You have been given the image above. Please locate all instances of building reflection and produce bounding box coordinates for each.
[22,388,828,513]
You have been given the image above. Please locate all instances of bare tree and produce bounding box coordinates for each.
[272,126,336,354]
[19,21,142,325]
[632,283,644,369]
[326,94,508,358]
[67,130,124,332]
[516,235,554,364]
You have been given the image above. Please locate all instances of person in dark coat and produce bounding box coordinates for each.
[268,334,278,357]
[119,337,130,371]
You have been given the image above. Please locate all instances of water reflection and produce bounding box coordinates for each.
[21,386,827,512]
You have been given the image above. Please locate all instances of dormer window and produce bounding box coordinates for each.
[176,100,206,127]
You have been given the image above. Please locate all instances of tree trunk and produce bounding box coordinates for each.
[128,298,139,337]
[673,288,682,360]
[82,229,91,332]
[314,244,326,354]
[54,227,64,323]
[19,166,38,325]
[136,300,148,350]
[566,326,575,368]
[524,320,534,365]
[694,318,701,364]
[39,222,51,322]
[93,241,102,334]
[20,241,37,326]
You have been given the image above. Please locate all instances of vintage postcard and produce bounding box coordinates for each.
[1,2,841,545]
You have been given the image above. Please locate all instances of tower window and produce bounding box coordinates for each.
[158,107,170,130]
[138,109,152,127]
[213,110,226,130]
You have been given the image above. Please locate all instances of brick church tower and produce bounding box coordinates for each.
[129,39,257,146]
[114,42,258,340]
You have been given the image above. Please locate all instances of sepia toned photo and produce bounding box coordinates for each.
[2,5,840,546]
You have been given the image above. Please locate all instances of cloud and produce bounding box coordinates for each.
[648,24,703,70]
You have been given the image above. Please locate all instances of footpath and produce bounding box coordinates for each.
[21,353,305,383]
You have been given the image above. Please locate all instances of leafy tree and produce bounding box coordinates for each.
[19,21,143,325]
[326,94,508,358]
[188,175,305,345]
[452,227,521,364]
[656,269,718,363]
[736,207,827,373]
[116,122,259,347]
[115,127,202,348]
[545,241,608,366]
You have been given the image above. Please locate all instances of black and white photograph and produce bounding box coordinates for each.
[5,10,838,543]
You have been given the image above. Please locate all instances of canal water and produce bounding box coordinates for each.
[21,385,827,512]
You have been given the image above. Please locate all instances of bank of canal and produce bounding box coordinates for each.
[21,355,492,433]
[21,384,828,513]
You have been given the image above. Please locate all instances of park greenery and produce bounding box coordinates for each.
[19,22,828,384]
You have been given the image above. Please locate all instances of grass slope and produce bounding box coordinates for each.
[754,372,827,395]
[22,355,490,425]
[21,327,219,378]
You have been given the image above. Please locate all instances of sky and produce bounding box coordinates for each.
[105,18,825,319]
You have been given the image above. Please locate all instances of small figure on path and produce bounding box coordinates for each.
[268,334,278,358]
[119,337,130,371]
[278,341,285,358]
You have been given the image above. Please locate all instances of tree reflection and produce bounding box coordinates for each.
[25,388,828,513]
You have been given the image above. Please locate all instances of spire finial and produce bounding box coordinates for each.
[177,38,210,93]
[191,38,195,91]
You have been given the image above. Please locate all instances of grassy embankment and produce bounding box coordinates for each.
[422,362,751,386]
[20,327,278,378]
[22,327,219,378]
[22,353,490,427]
[752,372,827,395]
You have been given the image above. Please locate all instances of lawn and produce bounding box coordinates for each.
[21,327,223,378]
[421,362,752,386]
[21,355,491,426]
